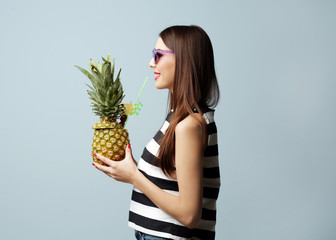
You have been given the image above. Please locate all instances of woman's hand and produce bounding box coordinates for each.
[93,144,138,184]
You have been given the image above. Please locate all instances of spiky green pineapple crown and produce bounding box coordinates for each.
[75,54,125,120]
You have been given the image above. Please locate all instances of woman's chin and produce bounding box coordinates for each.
[155,82,164,89]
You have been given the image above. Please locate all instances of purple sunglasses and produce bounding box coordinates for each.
[152,48,174,64]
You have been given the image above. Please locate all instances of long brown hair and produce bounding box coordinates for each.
[157,25,220,177]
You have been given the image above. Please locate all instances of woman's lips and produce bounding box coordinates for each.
[154,72,160,80]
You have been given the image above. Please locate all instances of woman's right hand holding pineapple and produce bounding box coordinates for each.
[93,144,139,184]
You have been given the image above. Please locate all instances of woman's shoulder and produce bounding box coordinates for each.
[175,113,204,134]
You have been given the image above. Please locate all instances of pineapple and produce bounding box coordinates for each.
[75,54,130,164]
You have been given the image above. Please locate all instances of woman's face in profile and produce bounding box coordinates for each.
[149,37,176,92]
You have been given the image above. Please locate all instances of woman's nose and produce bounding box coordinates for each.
[149,57,155,68]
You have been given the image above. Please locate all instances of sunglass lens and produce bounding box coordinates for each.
[153,49,157,64]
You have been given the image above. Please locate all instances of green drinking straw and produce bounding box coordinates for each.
[124,76,148,127]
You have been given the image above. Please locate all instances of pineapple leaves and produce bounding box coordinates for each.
[87,91,104,105]
[76,54,125,120]
[74,65,95,82]
[85,83,96,92]
[116,68,122,83]
[111,59,115,82]
[103,60,113,86]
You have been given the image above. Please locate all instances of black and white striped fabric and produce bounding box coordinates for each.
[128,109,220,240]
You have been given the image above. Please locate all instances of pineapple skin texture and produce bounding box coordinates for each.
[91,120,130,164]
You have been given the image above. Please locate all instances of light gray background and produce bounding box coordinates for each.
[0,0,335,239]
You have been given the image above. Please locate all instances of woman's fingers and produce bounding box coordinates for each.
[92,153,117,177]
[125,144,132,158]
[92,161,111,173]
[125,144,137,166]
[94,153,114,167]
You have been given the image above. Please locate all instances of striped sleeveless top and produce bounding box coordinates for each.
[128,109,220,240]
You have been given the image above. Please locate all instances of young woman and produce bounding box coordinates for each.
[93,25,220,240]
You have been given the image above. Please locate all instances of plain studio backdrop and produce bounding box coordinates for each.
[0,0,335,239]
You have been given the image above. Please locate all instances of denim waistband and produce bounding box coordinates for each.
[135,230,172,240]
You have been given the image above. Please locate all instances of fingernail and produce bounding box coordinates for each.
[92,162,95,166]
[128,144,131,149]
[94,153,97,157]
